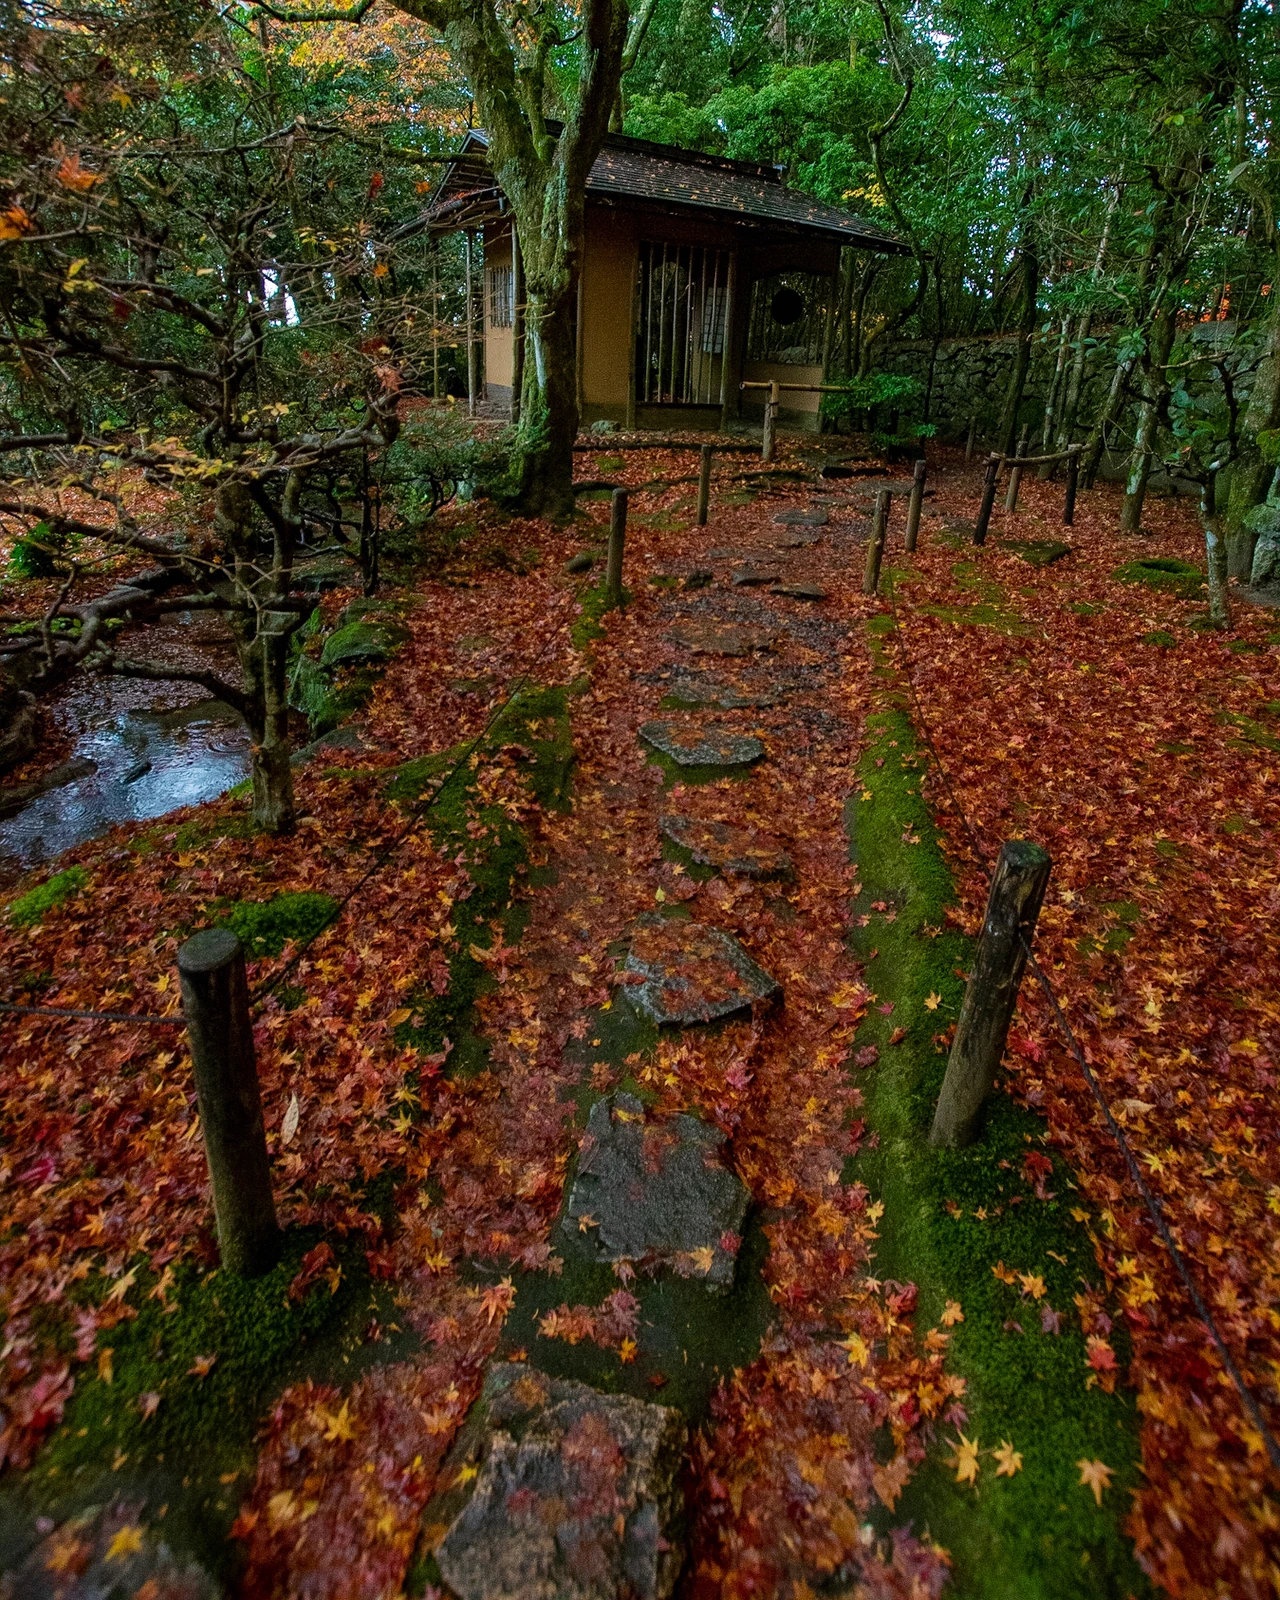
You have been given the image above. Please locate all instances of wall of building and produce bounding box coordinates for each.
[482,226,514,395]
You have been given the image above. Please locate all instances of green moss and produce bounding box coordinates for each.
[319,618,406,670]
[216,890,340,958]
[5,867,88,928]
[595,454,626,472]
[173,814,257,853]
[570,582,631,649]
[1141,630,1177,648]
[915,602,1031,635]
[1216,710,1280,753]
[999,538,1072,567]
[1230,640,1264,655]
[388,687,573,1071]
[641,745,760,788]
[1069,602,1105,617]
[1111,558,1203,598]
[847,634,1147,1600]
[11,1232,410,1583]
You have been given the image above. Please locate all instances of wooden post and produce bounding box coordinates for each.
[511,224,524,427]
[1063,446,1079,526]
[575,264,585,418]
[1004,428,1029,512]
[465,232,477,419]
[606,488,628,607]
[431,246,440,401]
[964,416,977,462]
[929,841,1052,1149]
[762,379,780,462]
[696,444,712,527]
[718,251,738,433]
[862,486,891,595]
[973,453,1001,546]
[626,246,639,433]
[178,928,279,1276]
[904,457,927,553]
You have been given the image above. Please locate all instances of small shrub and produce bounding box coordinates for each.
[6,866,88,926]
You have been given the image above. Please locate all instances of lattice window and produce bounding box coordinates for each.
[747,272,830,365]
[635,242,731,407]
[486,264,514,329]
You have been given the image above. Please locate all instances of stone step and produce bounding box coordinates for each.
[563,1091,751,1289]
[623,913,781,1025]
[424,1363,686,1600]
[664,622,775,657]
[639,720,764,769]
[770,580,828,601]
[772,506,829,527]
[6,1503,219,1600]
[659,812,794,880]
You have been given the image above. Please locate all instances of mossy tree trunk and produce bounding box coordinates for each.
[396,0,630,520]
[1225,258,1280,577]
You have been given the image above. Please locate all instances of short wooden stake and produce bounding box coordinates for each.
[178,928,279,1276]
[964,416,977,462]
[929,840,1052,1149]
[606,487,628,607]
[1063,447,1079,526]
[904,457,927,553]
[1004,430,1029,512]
[696,444,712,527]
[862,486,891,595]
[762,379,779,462]
[973,453,1001,545]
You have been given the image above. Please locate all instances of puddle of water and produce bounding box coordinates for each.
[0,700,250,885]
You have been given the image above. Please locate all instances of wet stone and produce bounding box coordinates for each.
[623,912,781,1025]
[773,506,829,527]
[639,720,764,769]
[662,670,786,710]
[707,546,759,560]
[564,1092,751,1287]
[730,564,781,587]
[770,580,828,601]
[664,621,775,657]
[659,813,793,880]
[770,530,822,549]
[5,1502,219,1600]
[684,568,713,590]
[431,1363,686,1600]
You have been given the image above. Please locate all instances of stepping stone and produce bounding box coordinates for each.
[659,812,794,880]
[707,546,758,560]
[564,1091,751,1286]
[430,1363,685,1600]
[730,564,781,587]
[770,580,828,601]
[773,507,829,527]
[6,1503,219,1600]
[771,530,822,549]
[663,671,785,710]
[639,720,764,768]
[664,621,775,657]
[623,912,781,1025]
[684,568,713,589]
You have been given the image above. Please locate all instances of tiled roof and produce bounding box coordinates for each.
[417,131,907,254]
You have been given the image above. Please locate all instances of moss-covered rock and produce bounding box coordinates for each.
[216,889,339,958]
[5,866,88,928]
[319,618,405,670]
[1112,557,1203,598]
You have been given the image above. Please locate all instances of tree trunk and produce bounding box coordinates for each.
[513,281,579,518]
[1058,311,1093,448]
[1225,268,1280,577]
[1205,477,1232,630]
[1120,308,1176,533]
[997,235,1038,458]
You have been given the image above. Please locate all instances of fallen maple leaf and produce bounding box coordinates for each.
[992,1261,1018,1285]
[947,1431,980,1488]
[479,1277,516,1326]
[618,1337,638,1364]
[941,1300,964,1327]
[137,1392,161,1419]
[993,1440,1023,1478]
[105,1525,145,1562]
[873,1453,912,1509]
[188,1354,218,1378]
[1077,1458,1114,1505]
[924,992,942,1010]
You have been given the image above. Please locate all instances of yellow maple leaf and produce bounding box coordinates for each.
[991,1261,1018,1285]
[941,1300,964,1327]
[105,1524,145,1561]
[993,1440,1023,1477]
[1018,1272,1047,1301]
[1077,1458,1114,1505]
[619,1337,638,1364]
[98,1347,114,1384]
[924,992,942,1010]
[840,1331,870,1367]
[947,1432,980,1488]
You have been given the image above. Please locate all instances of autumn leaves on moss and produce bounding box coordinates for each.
[848,644,1147,1599]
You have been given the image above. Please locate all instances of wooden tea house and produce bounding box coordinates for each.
[418,129,908,432]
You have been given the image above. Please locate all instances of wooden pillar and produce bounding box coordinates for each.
[575,263,585,419]
[696,444,712,527]
[762,379,779,462]
[1063,446,1079,526]
[718,251,738,434]
[973,454,1001,545]
[625,245,639,433]
[178,928,279,1277]
[1004,426,1029,512]
[904,457,927,553]
[606,488,628,607]
[431,244,440,401]
[511,224,524,427]
[862,486,891,595]
[929,841,1052,1149]
[465,231,477,418]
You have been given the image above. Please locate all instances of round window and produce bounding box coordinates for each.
[769,287,805,327]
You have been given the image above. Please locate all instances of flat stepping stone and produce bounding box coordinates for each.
[430,1363,685,1600]
[564,1092,751,1286]
[664,671,785,710]
[771,530,822,549]
[639,720,764,768]
[730,564,781,587]
[659,813,794,880]
[664,621,774,657]
[623,912,781,1025]
[773,506,829,527]
[6,1503,219,1599]
[707,546,758,560]
[770,580,828,601]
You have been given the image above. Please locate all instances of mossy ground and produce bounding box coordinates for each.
[847,614,1147,1600]
[1112,557,1203,599]
[4,866,88,928]
[216,889,340,958]
[0,1226,415,1584]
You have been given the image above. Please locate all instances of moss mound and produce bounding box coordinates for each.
[1112,557,1203,598]
[217,890,339,958]
[5,866,88,928]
